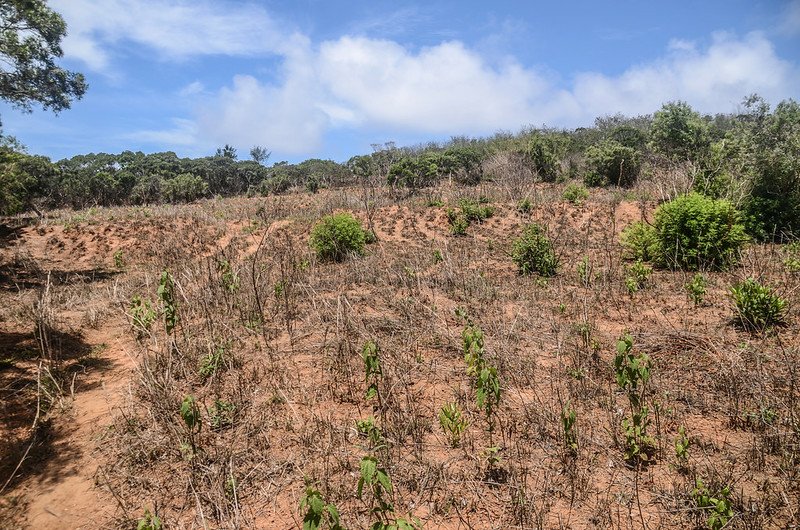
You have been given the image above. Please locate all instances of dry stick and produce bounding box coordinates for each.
[0,360,43,495]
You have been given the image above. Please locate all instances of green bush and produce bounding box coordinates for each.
[731,278,787,331]
[620,221,659,262]
[161,173,209,203]
[652,193,748,270]
[584,140,640,187]
[562,183,589,204]
[512,223,558,276]
[524,133,564,182]
[310,213,367,262]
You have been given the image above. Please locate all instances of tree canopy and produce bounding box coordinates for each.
[0,0,87,114]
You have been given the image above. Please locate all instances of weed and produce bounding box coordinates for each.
[511,223,558,277]
[209,399,235,430]
[357,456,422,529]
[614,335,655,463]
[517,197,532,214]
[362,340,382,402]
[130,295,156,336]
[620,221,659,262]
[784,241,800,273]
[731,278,787,331]
[180,395,201,433]
[218,259,240,293]
[563,183,589,204]
[355,417,386,450]
[439,402,468,448]
[625,260,652,295]
[577,256,592,287]
[432,249,443,263]
[561,401,578,456]
[157,270,178,334]
[674,426,690,467]
[685,273,707,306]
[113,249,125,270]
[692,479,734,530]
[137,509,162,530]
[198,345,226,381]
[299,487,344,530]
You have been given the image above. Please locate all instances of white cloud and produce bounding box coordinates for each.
[127,118,198,146]
[52,0,294,71]
[572,32,796,120]
[99,2,795,158]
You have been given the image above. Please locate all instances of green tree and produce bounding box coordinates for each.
[0,0,87,114]
[650,101,710,162]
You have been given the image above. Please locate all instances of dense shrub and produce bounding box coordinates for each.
[649,101,710,162]
[161,173,208,203]
[652,193,748,270]
[731,278,787,331]
[562,183,589,204]
[524,133,566,182]
[584,140,640,187]
[512,223,558,276]
[620,221,659,262]
[309,213,367,262]
[387,155,439,190]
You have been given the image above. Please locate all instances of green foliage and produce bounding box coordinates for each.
[387,155,439,189]
[650,101,710,162]
[161,173,208,203]
[445,199,494,236]
[692,479,734,530]
[157,270,178,334]
[785,241,800,273]
[511,223,558,277]
[562,183,589,204]
[362,341,382,402]
[0,148,37,215]
[516,197,532,215]
[524,132,566,182]
[209,399,235,430]
[439,402,468,448]
[299,487,344,530]
[625,260,652,295]
[113,249,125,270]
[614,335,654,463]
[136,509,162,530]
[651,193,748,270]
[561,401,578,456]
[730,278,787,331]
[462,323,501,431]
[355,417,386,450]
[199,346,226,381]
[310,213,367,262]
[685,273,708,306]
[674,426,690,465]
[129,295,156,336]
[0,0,87,113]
[620,221,659,262]
[577,256,592,287]
[218,259,240,293]
[584,140,641,187]
[180,395,201,432]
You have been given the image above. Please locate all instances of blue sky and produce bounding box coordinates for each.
[1,0,799,163]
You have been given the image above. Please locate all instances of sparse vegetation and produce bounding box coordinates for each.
[731,277,787,331]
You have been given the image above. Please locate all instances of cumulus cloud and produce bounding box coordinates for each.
[82,3,796,156]
[572,32,797,120]
[190,31,796,153]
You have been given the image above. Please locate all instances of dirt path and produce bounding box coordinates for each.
[11,321,134,529]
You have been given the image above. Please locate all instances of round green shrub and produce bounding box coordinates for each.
[620,221,659,262]
[584,140,640,187]
[309,213,367,262]
[512,223,558,276]
[731,278,787,331]
[653,192,748,270]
